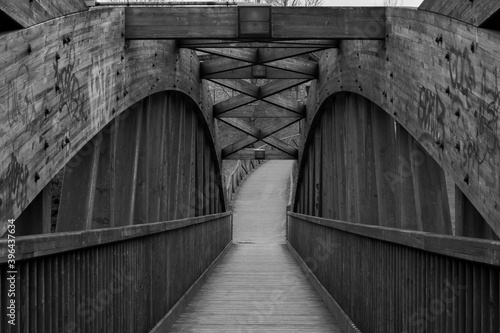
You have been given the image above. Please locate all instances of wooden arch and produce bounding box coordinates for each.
[0,7,224,234]
[298,7,500,236]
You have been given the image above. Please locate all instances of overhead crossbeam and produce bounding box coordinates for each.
[217,104,304,118]
[180,40,340,48]
[221,118,300,158]
[210,78,309,99]
[202,57,318,79]
[125,7,386,40]
[220,118,298,157]
[212,85,306,115]
[196,47,323,63]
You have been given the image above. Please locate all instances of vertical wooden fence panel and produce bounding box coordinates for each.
[371,104,398,228]
[15,184,51,235]
[149,94,163,222]
[114,108,141,226]
[410,138,452,234]
[0,214,232,332]
[93,124,114,229]
[456,187,499,240]
[288,212,500,333]
[57,134,101,232]
[296,92,455,233]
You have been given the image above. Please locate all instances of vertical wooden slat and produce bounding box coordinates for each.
[114,107,140,226]
[56,133,101,232]
[313,121,322,217]
[410,138,452,234]
[15,182,52,236]
[490,269,499,332]
[372,105,398,228]
[148,93,164,223]
[134,99,150,224]
[92,124,113,229]
[395,124,420,231]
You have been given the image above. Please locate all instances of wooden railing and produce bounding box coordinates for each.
[226,160,263,205]
[0,212,232,333]
[287,212,500,333]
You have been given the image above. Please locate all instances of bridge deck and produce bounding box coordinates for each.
[170,161,342,332]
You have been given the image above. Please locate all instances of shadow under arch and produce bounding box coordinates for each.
[294,91,498,239]
[15,89,227,235]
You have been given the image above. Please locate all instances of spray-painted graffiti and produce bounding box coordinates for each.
[446,46,500,191]
[417,85,445,144]
[0,154,29,215]
[88,54,115,128]
[54,45,86,122]
[448,46,476,111]
[5,65,38,134]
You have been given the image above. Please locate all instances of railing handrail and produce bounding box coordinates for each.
[288,212,500,266]
[0,212,232,263]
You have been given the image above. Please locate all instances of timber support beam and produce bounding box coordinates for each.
[125,7,386,40]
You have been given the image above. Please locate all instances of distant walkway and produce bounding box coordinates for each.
[233,160,292,244]
[170,161,343,332]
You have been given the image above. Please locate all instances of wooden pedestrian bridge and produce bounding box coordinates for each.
[1,0,500,331]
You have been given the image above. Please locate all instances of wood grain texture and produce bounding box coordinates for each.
[0,0,87,28]
[419,0,500,26]
[288,213,500,333]
[0,8,223,234]
[169,244,343,332]
[0,213,232,331]
[125,6,385,40]
[299,7,500,236]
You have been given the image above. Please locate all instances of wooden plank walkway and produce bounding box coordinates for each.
[170,161,343,332]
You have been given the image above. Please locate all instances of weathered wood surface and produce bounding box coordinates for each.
[295,93,453,233]
[0,212,230,263]
[289,212,500,266]
[169,244,343,332]
[288,212,500,333]
[125,7,386,40]
[51,92,225,233]
[0,0,87,28]
[419,0,500,26]
[0,213,232,332]
[224,150,297,160]
[0,7,222,234]
[300,7,500,235]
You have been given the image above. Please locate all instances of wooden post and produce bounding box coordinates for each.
[410,138,452,234]
[15,183,51,235]
[455,186,499,240]
[57,133,101,232]
[334,94,347,221]
[372,105,398,228]
[114,107,141,227]
[134,99,150,224]
[395,124,420,231]
[345,94,358,223]
[92,123,114,229]
[313,122,322,217]
[353,96,378,225]
[148,93,164,223]
[322,100,336,219]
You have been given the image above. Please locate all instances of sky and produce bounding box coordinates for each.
[321,0,423,6]
[104,0,425,6]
